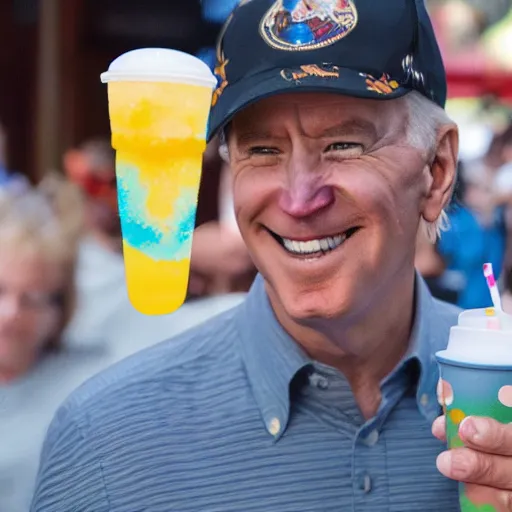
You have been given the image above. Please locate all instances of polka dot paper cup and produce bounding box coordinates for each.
[436,308,512,512]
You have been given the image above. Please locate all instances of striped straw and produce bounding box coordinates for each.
[483,263,506,329]
[483,263,502,311]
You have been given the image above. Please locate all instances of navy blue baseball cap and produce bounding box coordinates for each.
[207,0,447,141]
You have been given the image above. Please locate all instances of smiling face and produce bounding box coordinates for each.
[228,92,454,324]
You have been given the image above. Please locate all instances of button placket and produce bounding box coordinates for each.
[362,429,379,447]
[267,417,281,437]
[358,473,372,493]
[353,426,389,509]
[309,373,329,390]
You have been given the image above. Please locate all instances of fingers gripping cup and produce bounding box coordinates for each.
[101,49,217,315]
[436,308,512,512]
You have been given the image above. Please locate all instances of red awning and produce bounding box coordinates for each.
[447,68,512,100]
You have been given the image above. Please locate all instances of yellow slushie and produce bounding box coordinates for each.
[101,48,217,315]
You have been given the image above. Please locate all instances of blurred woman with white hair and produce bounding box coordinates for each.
[0,177,116,512]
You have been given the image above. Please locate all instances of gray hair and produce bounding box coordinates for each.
[404,91,455,242]
[405,91,453,154]
[219,91,455,241]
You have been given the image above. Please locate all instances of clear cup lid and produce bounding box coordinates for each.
[100,48,218,88]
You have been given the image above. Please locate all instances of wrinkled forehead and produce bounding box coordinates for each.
[230,92,408,142]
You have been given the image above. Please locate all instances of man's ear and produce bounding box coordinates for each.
[421,123,459,223]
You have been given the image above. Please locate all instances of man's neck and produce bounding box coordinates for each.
[269,268,417,419]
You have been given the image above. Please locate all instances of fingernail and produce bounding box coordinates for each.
[460,417,488,442]
[437,450,472,480]
[436,451,452,476]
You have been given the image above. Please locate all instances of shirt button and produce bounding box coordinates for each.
[358,473,372,493]
[309,373,329,389]
[420,393,429,407]
[267,417,281,437]
[316,376,329,389]
[363,429,379,447]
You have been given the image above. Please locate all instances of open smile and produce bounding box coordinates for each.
[268,227,361,258]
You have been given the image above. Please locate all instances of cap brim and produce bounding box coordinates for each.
[207,66,410,142]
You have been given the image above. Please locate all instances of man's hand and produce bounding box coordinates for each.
[433,415,512,510]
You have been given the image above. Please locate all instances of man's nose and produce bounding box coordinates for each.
[278,173,335,218]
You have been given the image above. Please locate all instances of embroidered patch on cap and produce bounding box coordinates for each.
[280,63,340,83]
[260,0,358,52]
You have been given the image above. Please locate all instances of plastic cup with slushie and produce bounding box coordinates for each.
[101,48,217,315]
[436,308,512,512]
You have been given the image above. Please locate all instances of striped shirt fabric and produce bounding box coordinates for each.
[31,274,461,512]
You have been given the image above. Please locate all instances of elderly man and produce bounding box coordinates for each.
[31,1,512,511]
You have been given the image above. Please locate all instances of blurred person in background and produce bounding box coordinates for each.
[0,176,115,512]
[64,137,248,355]
[190,139,256,296]
[65,137,254,301]
[63,138,122,253]
[62,138,127,343]
[415,225,456,303]
[486,124,512,275]
[102,135,249,358]
[487,123,512,182]
[190,149,256,296]
[426,163,506,309]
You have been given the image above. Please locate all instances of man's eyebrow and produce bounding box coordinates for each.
[319,119,378,139]
[233,119,378,146]
[234,130,283,146]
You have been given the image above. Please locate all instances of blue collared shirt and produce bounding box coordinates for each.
[31,275,461,512]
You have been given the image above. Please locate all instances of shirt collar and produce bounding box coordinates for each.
[236,275,311,439]
[407,275,446,423]
[236,273,444,439]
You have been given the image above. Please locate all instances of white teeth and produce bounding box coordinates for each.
[304,240,322,253]
[333,235,343,248]
[283,239,294,252]
[320,239,330,251]
[281,234,347,255]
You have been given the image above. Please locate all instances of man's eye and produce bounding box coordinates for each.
[248,146,279,156]
[324,142,361,152]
